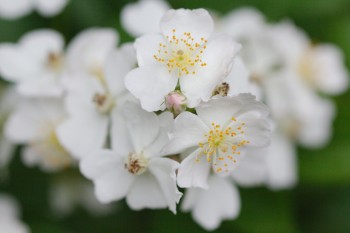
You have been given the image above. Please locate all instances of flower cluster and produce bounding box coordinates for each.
[0,0,348,231]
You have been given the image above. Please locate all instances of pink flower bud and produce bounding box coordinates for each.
[165,91,187,116]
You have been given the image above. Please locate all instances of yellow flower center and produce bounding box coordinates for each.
[154,29,207,76]
[197,117,250,173]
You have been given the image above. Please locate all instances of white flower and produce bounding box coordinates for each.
[219,8,282,84]
[80,103,182,213]
[0,0,68,20]
[49,174,113,217]
[0,194,30,233]
[121,0,170,37]
[5,98,74,172]
[57,29,136,159]
[265,72,335,148]
[181,175,240,231]
[269,21,349,95]
[162,94,271,188]
[0,30,65,97]
[125,8,241,111]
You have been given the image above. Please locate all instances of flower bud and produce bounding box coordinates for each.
[165,91,187,117]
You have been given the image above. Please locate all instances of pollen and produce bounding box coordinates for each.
[154,29,208,76]
[196,118,249,174]
[124,153,149,175]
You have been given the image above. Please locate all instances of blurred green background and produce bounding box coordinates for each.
[1,0,350,232]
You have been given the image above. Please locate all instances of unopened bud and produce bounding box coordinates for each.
[165,91,187,117]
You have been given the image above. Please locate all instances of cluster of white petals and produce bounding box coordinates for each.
[0,0,348,231]
[0,0,68,19]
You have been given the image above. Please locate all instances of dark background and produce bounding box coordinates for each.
[1,0,350,232]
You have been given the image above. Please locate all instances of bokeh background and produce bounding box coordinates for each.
[0,0,350,232]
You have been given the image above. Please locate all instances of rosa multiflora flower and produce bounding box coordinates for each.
[57,29,137,159]
[0,30,66,97]
[163,94,272,188]
[0,0,68,19]
[5,98,73,172]
[125,8,241,111]
[81,103,182,213]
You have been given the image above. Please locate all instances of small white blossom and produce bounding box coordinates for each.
[269,21,349,95]
[0,0,69,19]
[80,103,182,213]
[163,94,272,188]
[5,98,74,172]
[125,8,241,111]
[57,29,136,159]
[0,30,65,97]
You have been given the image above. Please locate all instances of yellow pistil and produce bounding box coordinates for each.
[154,29,207,76]
[197,118,250,173]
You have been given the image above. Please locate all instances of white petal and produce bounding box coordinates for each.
[223,57,251,96]
[5,99,63,143]
[19,29,64,63]
[66,28,118,74]
[312,44,349,95]
[0,219,29,233]
[0,194,20,218]
[80,149,135,203]
[0,0,32,19]
[0,44,39,82]
[126,172,168,210]
[104,46,135,96]
[144,112,173,157]
[148,157,182,213]
[266,132,297,190]
[195,95,254,127]
[110,109,133,155]
[160,9,214,41]
[298,98,335,148]
[125,65,178,112]
[182,176,241,231]
[162,111,208,155]
[177,148,211,189]
[121,0,170,37]
[134,34,166,66]
[231,151,268,187]
[122,103,160,153]
[17,76,63,97]
[237,113,272,147]
[180,35,241,106]
[56,113,109,160]
[34,0,68,16]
